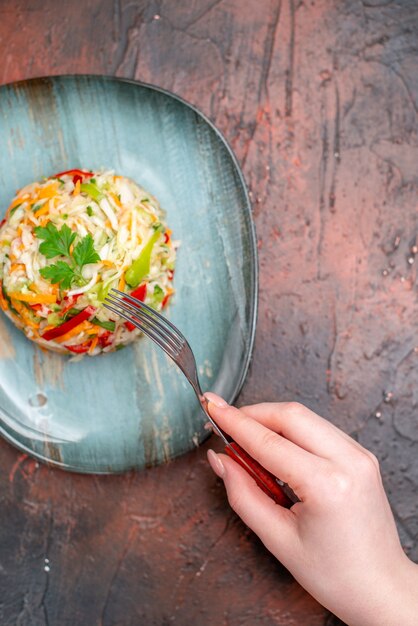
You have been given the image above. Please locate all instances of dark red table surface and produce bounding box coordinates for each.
[1,1,418,624]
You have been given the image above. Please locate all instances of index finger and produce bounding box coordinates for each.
[240,402,359,459]
[206,398,322,495]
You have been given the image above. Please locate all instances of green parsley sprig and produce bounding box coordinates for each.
[35,222,100,290]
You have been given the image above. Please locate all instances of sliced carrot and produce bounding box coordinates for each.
[34,203,50,218]
[41,324,56,333]
[9,291,56,304]
[10,263,26,273]
[88,335,99,354]
[53,320,94,344]
[86,325,101,335]
[6,194,29,218]
[118,272,126,291]
[29,282,55,295]
[0,281,8,311]
[73,180,81,196]
[9,299,39,329]
[10,194,28,209]
[110,192,122,208]
[36,181,58,200]
[101,260,114,267]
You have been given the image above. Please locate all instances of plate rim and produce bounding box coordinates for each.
[0,73,259,472]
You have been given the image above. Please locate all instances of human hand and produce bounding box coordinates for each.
[205,394,418,626]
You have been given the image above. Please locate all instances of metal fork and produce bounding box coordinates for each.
[104,288,294,507]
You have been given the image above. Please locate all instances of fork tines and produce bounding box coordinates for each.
[103,288,184,357]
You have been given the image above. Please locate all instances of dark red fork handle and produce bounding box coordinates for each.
[225,441,294,508]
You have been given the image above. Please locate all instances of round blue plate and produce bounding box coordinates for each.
[0,75,257,473]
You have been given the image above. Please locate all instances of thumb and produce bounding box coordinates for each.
[207,449,298,561]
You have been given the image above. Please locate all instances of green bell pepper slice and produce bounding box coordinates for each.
[92,317,116,332]
[125,226,163,288]
[80,182,104,203]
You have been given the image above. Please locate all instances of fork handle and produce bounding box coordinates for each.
[225,442,293,508]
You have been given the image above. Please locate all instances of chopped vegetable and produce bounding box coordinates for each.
[150,284,165,308]
[41,305,96,341]
[64,342,91,354]
[9,203,23,216]
[125,226,163,287]
[53,168,94,179]
[8,291,56,304]
[60,295,81,316]
[0,281,9,311]
[130,283,147,301]
[98,330,114,347]
[162,293,171,309]
[80,182,104,203]
[91,317,115,331]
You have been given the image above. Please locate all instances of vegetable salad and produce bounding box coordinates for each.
[0,169,176,356]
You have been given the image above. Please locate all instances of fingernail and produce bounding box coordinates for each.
[207,449,225,478]
[205,392,228,408]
